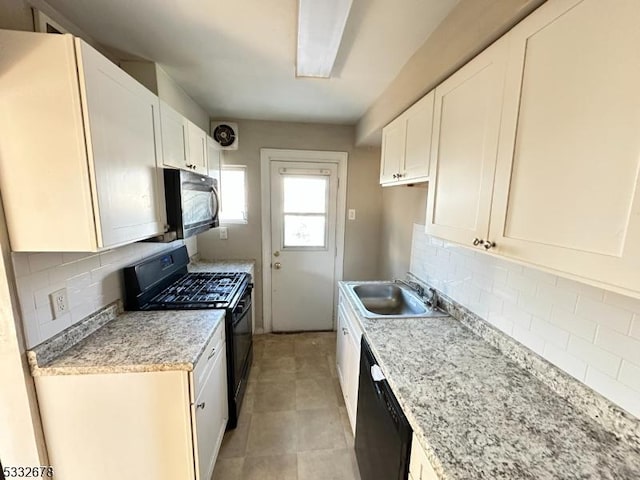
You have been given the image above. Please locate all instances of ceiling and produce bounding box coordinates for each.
[45,0,459,124]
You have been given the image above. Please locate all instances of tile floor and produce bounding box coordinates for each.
[212,332,361,480]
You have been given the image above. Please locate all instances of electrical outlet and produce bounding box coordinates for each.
[50,288,68,319]
[348,209,356,220]
[219,227,228,240]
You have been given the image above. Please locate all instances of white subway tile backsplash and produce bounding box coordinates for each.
[506,270,537,296]
[631,316,640,340]
[486,311,515,335]
[535,283,578,313]
[28,252,63,273]
[595,327,640,366]
[585,367,640,418]
[410,224,640,420]
[11,254,30,277]
[549,307,597,342]
[555,276,605,301]
[576,296,633,335]
[517,292,552,320]
[618,361,640,392]
[522,266,557,286]
[14,240,192,348]
[512,324,546,355]
[567,336,621,378]
[603,291,640,315]
[530,317,570,349]
[542,342,587,381]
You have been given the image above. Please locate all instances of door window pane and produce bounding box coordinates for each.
[284,215,326,247]
[283,177,327,213]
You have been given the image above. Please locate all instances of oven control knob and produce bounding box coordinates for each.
[273,262,282,270]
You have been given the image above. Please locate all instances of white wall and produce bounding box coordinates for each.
[379,184,427,279]
[13,238,197,349]
[356,0,544,145]
[198,119,383,331]
[410,224,640,418]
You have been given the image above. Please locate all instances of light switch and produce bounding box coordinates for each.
[348,209,356,220]
[219,227,228,240]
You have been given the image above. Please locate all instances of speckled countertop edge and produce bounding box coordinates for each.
[338,280,640,479]
[189,259,255,276]
[27,302,120,371]
[404,273,640,450]
[29,309,225,377]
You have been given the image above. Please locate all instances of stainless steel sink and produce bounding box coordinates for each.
[348,282,449,319]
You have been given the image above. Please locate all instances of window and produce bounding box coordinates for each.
[219,166,247,224]
[281,173,329,249]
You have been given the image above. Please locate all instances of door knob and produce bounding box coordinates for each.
[274,262,282,270]
[273,251,280,257]
[473,238,484,246]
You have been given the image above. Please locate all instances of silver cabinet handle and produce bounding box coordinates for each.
[207,347,216,360]
[483,241,496,250]
[197,402,206,409]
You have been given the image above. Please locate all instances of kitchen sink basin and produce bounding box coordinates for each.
[348,282,449,319]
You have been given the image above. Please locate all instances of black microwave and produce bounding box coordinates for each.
[164,169,220,239]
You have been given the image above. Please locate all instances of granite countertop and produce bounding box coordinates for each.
[339,282,640,480]
[189,259,255,275]
[29,309,225,376]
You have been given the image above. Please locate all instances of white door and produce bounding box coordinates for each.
[270,161,339,331]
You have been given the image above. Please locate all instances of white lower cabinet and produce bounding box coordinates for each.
[409,433,439,480]
[336,292,363,434]
[34,324,228,480]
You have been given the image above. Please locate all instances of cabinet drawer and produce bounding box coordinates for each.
[409,434,439,480]
[193,320,225,396]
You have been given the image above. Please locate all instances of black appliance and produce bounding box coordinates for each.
[123,245,251,429]
[164,169,220,239]
[355,338,412,480]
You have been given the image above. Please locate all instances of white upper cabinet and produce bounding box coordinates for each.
[0,31,165,251]
[380,91,435,186]
[490,0,640,295]
[425,39,508,246]
[159,100,189,170]
[160,102,208,176]
[187,121,208,175]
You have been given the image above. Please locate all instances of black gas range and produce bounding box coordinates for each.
[123,245,252,429]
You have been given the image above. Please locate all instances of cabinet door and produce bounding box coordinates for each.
[207,136,222,187]
[402,91,435,182]
[194,344,228,480]
[490,0,640,295]
[380,117,405,184]
[344,317,360,433]
[160,100,189,170]
[77,40,165,248]
[336,304,349,396]
[425,38,508,247]
[187,121,208,175]
[409,433,439,480]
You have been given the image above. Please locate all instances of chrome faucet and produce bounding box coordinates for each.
[393,278,424,297]
[394,279,438,309]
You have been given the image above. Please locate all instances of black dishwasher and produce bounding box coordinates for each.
[355,337,412,480]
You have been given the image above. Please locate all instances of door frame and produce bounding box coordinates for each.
[260,148,348,333]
